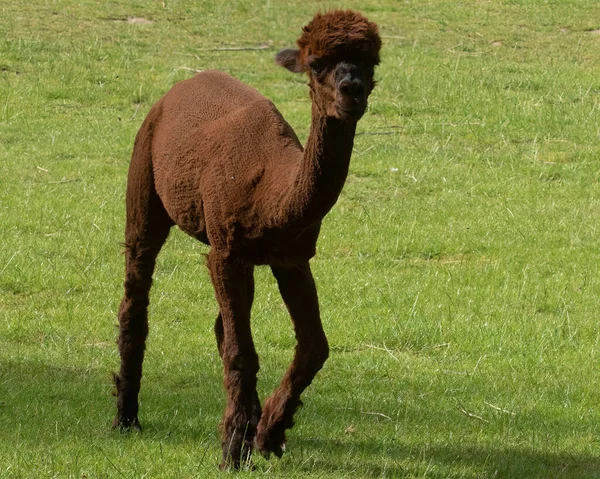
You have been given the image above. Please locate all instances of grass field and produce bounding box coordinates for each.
[1,0,600,477]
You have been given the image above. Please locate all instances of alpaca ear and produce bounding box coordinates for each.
[275,49,305,73]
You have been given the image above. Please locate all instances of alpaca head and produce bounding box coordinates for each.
[276,10,381,122]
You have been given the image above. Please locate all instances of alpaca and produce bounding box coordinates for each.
[113,9,381,469]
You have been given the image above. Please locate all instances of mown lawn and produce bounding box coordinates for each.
[1,0,599,477]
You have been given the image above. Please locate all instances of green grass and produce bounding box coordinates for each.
[1,0,600,477]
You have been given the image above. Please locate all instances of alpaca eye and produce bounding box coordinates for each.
[310,60,326,75]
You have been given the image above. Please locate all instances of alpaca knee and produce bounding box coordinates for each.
[305,333,329,373]
[224,352,259,375]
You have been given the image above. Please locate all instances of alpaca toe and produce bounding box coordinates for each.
[113,415,142,432]
[255,428,286,459]
[271,442,286,459]
[258,441,285,459]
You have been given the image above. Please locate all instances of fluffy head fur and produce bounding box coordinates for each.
[297,10,381,66]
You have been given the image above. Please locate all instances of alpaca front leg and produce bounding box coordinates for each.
[215,312,262,431]
[256,261,329,458]
[208,252,259,469]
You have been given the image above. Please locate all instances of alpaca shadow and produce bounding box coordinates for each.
[0,358,112,442]
[289,437,600,478]
[0,357,224,445]
[3,359,598,478]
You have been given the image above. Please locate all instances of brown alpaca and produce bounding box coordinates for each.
[113,9,381,469]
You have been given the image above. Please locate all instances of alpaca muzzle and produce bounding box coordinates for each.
[334,62,367,120]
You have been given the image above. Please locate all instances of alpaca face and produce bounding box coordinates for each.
[276,49,378,121]
[308,55,376,121]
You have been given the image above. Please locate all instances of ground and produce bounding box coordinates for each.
[0,0,599,477]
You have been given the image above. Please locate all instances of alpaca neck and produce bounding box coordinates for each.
[280,104,357,228]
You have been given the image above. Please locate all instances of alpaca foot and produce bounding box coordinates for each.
[219,438,253,470]
[216,396,263,469]
[255,394,300,458]
[112,415,142,432]
[255,422,287,459]
[112,373,142,432]
[219,455,256,472]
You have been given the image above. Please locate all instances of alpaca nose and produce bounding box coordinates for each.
[338,78,365,98]
[335,63,365,98]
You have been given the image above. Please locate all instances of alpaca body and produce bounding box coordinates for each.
[144,70,327,263]
[114,10,381,469]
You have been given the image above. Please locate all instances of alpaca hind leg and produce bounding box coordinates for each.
[114,147,173,430]
[208,252,259,469]
[114,230,169,430]
[256,261,329,458]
